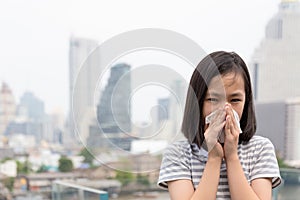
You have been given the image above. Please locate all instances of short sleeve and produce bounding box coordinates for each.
[157,141,192,189]
[250,138,282,188]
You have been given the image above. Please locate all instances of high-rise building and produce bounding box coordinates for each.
[97,63,132,133]
[6,92,58,144]
[18,92,45,122]
[69,37,101,144]
[148,79,187,141]
[87,63,132,151]
[5,121,43,143]
[249,0,300,102]
[0,82,16,135]
[256,98,300,161]
[285,98,300,160]
[157,98,170,122]
[255,102,286,158]
[250,0,300,161]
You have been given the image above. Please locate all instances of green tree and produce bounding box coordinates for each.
[0,157,13,163]
[58,156,74,172]
[79,148,94,165]
[36,164,48,173]
[115,170,134,186]
[136,174,150,186]
[3,177,15,192]
[16,160,32,174]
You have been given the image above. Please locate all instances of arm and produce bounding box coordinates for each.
[162,108,226,199]
[226,155,272,200]
[224,105,272,200]
[168,153,222,200]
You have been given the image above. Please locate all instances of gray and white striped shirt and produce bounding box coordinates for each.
[158,135,281,199]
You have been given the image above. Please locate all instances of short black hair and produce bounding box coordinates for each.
[181,51,256,148]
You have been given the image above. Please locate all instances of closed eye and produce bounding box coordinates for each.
[207,98,218,102]
[231,98,242,103]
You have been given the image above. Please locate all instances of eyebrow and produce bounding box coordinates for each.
[207,91,244,98]
[229,92,244,97]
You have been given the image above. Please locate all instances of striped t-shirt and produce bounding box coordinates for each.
[158,135,281,199]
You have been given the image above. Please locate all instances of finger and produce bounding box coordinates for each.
[225,105,238,130]
[225,104,234,118]
[225,115,233,136]
[226,115,240,139]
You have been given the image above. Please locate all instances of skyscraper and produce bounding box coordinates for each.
[250,0,300,161]
[97,63,132,133]
[249,0,300,102]
[18,92,45,122]
[69,36,101,144]
[153,79,187,141]
[0,82,16,135]
[157,98,170,122]
[285,98,300,160]
[87,63,132,151]
[6,91,46,143]
[256,99,300,161]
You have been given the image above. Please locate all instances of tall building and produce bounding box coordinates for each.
[5,121,43,143]
[0,82,16,135]
[285,98,300,160]
[97,63,132,133]
[87,63,132,151]
[249,0,300,102]
[157,98,170,122]
[18,92,45,122]
[5,92,59,144]
[250,0,300,161]
[69,36,101,144]
[256,98,300,161]
[255,102,286,158]
[147,79,187,141]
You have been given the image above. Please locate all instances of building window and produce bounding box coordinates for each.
[277,19,283,39]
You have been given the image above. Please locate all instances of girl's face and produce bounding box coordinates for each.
[203,72,246,131]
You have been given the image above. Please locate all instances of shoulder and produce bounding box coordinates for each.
[158,140,193,189]
[163,140,192,158]
[244,136,281,188]
[248,135,272,144]
[242,135,275,150]
[161,140,193,168]
[238,135,277,158]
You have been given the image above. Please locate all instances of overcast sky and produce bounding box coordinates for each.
[0,0,281,117]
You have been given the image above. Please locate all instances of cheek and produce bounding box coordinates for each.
[202,103,210,131]
[232,103,245,119]
[202,102,214,118]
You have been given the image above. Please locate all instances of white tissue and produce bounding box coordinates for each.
[205,109,242,143]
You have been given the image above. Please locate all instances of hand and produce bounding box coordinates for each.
[208,141,224,160]
[204,108,226,159]
[223,104,240,161]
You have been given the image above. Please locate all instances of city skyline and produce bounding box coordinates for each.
[0,0,281,116]
[1,1,300,199]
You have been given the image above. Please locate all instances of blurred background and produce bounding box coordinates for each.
[0,0,299,199]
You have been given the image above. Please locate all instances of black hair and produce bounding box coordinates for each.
[181,51,256,148]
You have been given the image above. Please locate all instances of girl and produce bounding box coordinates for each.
[158,51,281,200]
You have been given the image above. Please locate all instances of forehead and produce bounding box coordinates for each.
[207,73,245,95]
